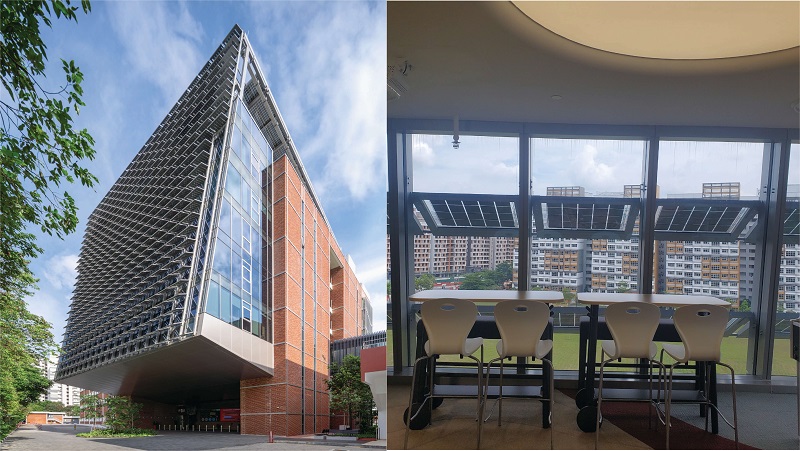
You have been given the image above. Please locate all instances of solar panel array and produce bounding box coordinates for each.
[655,205,748,233]
[424,199,517,228]
[541,202,630,231]
[785,203,799,236]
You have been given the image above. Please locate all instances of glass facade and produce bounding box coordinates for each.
[207,96,271,340]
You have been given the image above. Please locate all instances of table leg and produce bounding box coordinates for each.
[542,321,553,428]
[709,362,719,434]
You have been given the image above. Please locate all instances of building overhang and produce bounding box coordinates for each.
[56,331,272,404]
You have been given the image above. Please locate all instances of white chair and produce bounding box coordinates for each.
[596,301,666,450]
[661,304,738,450]
[404,298,485,449]
[483,300,554,449]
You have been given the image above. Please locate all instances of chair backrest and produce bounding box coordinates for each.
[493,300,550,358]
[421,298,478,355]
[605,301,661,359]
[673,304,729,362]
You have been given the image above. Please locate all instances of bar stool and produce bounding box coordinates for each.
[596,301,665,450]
[661,304,738,450]
[404,298,485,449]
[484,300,554,449]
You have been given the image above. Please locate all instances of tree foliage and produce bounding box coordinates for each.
[0,0,95,439]
[104,395,142,432]
[414,273,435,291]
[1,0,96,293]
[495,261,513,283]
[460,270,505,290]
[79,393,102,430]
[26,400,66,413]
[326,355,374,431]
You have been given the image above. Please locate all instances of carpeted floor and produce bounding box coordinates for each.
[388,384,800,450]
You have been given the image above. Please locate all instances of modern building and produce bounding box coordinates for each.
[56,25,369,437]
[38,356,81,406]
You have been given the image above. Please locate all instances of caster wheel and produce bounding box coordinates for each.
[577,405,600,432]
[403,403,431,430]
[431,397,444,410]
[575,388,593,408]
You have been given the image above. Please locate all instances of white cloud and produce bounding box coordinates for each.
[414,142,435,167]
[249,2,386,201]
[26,288,70,346]
[43,254,79,291]
[107,1,204,106]
[576,144,614,187]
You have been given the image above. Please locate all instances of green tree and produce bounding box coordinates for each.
[616,281,631,293]
[561,287,576,305]
[326,355,374,432]
[738,299,751,312]
[79,393,103,430]
[0,290,57,438]
[415,273,435,291]
[495,261,513,283]
[0,0,95,439]
[459,271,501,290]
[104,395,141,432]
[26,400,66,413]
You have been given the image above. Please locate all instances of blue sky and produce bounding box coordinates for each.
[27,1,387,345]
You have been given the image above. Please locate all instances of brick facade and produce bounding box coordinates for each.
[240,156,365,436]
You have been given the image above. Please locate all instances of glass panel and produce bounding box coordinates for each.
[220,287,231,323]
[212,237,231,281]
[225,165,242,206]
[219,198,232,238]
[657,140,765,376]
[231,294,242,328]
[206,280,220,318]
[231,252,242,288]
[231,125,242,158]
[412,134,519,195]
[773,142,800,376]
[241,137,252,174]
[527,138,645,370]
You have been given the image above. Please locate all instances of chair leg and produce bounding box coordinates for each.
[595,359,609,450]
[543,357,555,450]
[404,356,428,450]
[665,363,677,450]
[429,357,437,426]
[498,358,504,426]
[718,362,739,450]
[467,353,485,450]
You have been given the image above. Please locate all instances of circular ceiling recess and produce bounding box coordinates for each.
[511,1,800,60]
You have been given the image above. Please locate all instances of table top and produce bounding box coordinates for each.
[576,292,730,308]
[409,289,564,303]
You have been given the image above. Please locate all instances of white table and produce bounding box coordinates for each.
[409,289,564,303]
[575,292,730,432]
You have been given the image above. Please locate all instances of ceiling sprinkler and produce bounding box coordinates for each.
[452,115,460,149]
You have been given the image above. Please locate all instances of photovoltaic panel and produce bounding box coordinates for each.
[541,202,630,231]
[425,199,517,228]
[785,203,799,236]
[654,205,749,233]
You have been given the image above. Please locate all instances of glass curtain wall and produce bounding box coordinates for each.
[530,138,646,370]
[207,97,271,340]
[772,142,800,376]
[389,122,798,381]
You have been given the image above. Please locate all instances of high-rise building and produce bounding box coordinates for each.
[56,25,369,436]
[38,356,81,407]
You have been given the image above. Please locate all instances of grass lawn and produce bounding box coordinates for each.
[387,329,796,376]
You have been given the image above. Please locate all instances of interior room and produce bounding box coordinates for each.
[386,2,799,449]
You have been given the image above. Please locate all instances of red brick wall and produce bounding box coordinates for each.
[241,156,364,436]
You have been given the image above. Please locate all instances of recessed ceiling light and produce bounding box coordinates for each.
[551,95,563,100]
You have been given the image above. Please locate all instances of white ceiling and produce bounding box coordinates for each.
[387,1,800,129]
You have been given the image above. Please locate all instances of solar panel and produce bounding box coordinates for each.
[532,196,640,239]
[785,202,799,237]
[412,193,519,236]
[653,199,759,241]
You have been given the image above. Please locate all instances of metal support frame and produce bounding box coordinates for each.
[389,127,412,371]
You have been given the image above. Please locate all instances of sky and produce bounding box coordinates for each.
[27,1,387,345]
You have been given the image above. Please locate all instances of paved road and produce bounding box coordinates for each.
[1,425,384,451]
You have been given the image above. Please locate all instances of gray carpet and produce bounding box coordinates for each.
[665,391,799,450]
